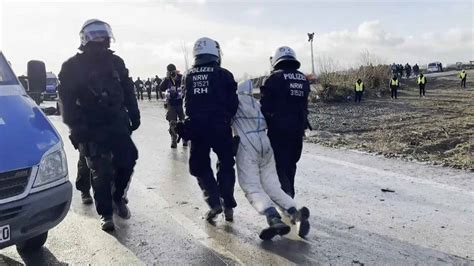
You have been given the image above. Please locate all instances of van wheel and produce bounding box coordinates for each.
[16,231,48,252]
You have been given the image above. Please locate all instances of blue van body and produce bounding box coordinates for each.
[0,51,71,249]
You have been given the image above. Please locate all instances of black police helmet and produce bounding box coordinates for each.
[167,64,176,72]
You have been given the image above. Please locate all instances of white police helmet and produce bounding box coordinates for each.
[192,37,221,66]
[271,46,300,69]
[79,19,115,46]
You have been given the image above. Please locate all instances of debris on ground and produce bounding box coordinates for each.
[381,188,396,193]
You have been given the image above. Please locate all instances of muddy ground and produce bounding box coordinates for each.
[307,70,473,171]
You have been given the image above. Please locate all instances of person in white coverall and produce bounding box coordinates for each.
[232,80,310,240]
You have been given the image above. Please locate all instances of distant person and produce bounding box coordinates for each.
[154,75,162,100]
[389,75,400,99]
[397,64,404,78]
[391,63,397,75]
[354,78,364,103]
[405,63,412,78]
[145,78,152,100]
[160,64,185,148]
[134,77,144,100]
[417,73,427,97]
[459,70,467,88]
[413,64,419,76]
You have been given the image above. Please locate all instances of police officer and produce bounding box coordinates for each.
[183,37,238,223]
[260,46,310,198]
[58,19,140,231]
[135,77,144,100]
[417,73,427,97]
[160,64,185,148]
[354,78,364,103]
[459,70,467,88]
[390,75,400,99]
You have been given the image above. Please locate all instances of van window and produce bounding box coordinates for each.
[0,53,18,85]
[46,78,58,86]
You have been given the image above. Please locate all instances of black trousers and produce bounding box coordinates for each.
[355,91,363,103]
[78,135,138,216]
[76,154,91,192]
[461,78,466,88]
[268,132,303,198]
[147,89,152,100]
[166,105,185,142]
[419,84,425,96]
[137,90,143,100]
[189,124,236,209]
[391,88,398,99]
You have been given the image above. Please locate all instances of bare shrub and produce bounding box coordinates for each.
[314,50,391,102]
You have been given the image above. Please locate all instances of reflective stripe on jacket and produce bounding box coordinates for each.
[417,76,426,85]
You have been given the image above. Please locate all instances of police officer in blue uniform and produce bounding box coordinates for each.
[58,19,140,231]
[260,46,310,198]
[183,37,239,223]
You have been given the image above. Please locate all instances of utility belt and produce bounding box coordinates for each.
[176,114,232,142]
[267,112,307,136]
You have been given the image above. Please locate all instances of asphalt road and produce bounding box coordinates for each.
[1,100,473,265]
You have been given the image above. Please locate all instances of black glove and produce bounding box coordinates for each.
[130,119,140,131]
[232,135,240,156]
[69,135,80,150]
[69,124,89,149]
[164,103,168,109]
[305,118,313,131]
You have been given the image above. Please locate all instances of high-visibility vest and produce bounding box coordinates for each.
[391,79,399,86]
[460,72,466,79]
[355,82,364,92]
[417,76,426,85]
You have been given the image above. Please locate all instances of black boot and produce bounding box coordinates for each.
[113,199,131,219]
[171,140,177,149]
[224,208,233,222]
[296,207,310,238]
[81,191,93,205]
[206,206,223,223]
[287,207,298,225]
[100,215,115,231]
[259,207,290,240]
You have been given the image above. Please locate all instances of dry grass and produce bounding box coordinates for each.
[312,65,392,102]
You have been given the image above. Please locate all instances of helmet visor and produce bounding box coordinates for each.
[80,22,115,45]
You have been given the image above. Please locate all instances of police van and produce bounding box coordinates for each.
[427,62,443,73]
[0,51,72,251]
[44,72,59,100]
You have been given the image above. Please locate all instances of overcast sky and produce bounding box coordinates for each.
[1,0,473,79]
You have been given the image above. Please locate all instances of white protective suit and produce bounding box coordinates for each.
[232,80,297,214]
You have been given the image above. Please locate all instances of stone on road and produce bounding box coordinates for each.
[1,100,472,264]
